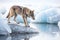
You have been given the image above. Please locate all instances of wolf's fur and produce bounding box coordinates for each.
[6,5,35,26]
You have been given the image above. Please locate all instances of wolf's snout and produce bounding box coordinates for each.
[33,17,35,20]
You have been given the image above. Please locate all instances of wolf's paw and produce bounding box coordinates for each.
[25,25,30,27]
[17,22,20,24]
[8,22,10,23]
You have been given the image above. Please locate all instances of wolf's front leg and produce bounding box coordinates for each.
[24,18,28,26]
[23,16,29,27]
[14,15,17,23]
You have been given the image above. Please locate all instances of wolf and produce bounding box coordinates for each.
[6,5,35,26]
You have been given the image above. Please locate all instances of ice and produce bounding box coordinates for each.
[29,23,60,40]
[58,21,60,29]
[0,33,38,40]
[8,23,39,33]
[0,14,11,35]
[31,8,60,23]
[0,8,6,15]
[47,8,60,23]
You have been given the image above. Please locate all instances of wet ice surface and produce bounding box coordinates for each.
[0,23,60,40]
[0,33,38,40]
[30,23,60,40]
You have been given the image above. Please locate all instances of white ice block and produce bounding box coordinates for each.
[31,8,60,23]
[8,23,39,33]
[48,14,60,23]
[58,21,60,29]
[0,14,12,35]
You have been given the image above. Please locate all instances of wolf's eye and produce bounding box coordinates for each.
[31,13,34,17]
[30,11,34,16]
[30,11,31,13]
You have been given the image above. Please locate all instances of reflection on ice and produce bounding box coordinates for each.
[30,23,59,33]
[0,23,60,40]
[29,23,60,40]
[0,33,38,40]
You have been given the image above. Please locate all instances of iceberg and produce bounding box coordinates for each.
[8,23,39,33]
[0,14,11,35]
[58,21,60,29]
[0,8,6,15]
[31,8,60,23]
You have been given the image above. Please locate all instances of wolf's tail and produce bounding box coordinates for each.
[6,12,10,18]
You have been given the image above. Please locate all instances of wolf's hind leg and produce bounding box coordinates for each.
[14,15,20,24]
[8,16,11,23]
[14,14,17,23]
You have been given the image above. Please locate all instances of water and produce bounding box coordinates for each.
[0,23,60,40]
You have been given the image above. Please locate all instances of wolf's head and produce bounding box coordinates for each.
[30,10,35,20]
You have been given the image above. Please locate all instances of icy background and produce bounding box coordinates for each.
[0,0,60,40]
[0,14,11,35]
